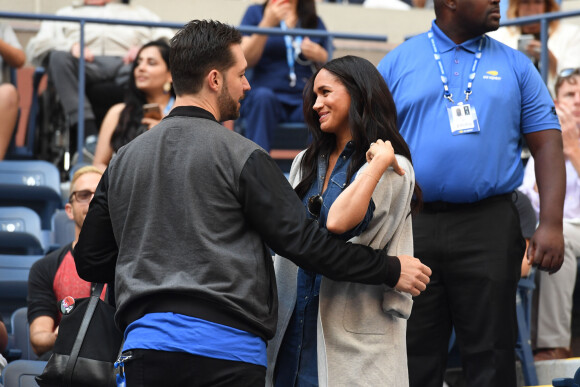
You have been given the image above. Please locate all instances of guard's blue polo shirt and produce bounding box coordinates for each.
[377,20,560,203]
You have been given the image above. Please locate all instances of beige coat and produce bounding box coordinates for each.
[267,151,416,386]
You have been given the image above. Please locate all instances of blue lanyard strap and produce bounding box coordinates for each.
[428,30,484,103]
[281,20,303,88]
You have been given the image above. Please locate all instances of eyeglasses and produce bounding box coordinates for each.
[69,190,95,203]
[555,68,580,97]
[558,68,580,78]
[307,194,323,218]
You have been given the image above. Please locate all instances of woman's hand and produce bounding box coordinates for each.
[262,0,292,27]
[366,139,405,176]
[141,117,161,130]
[71,42,94,62]
[557,104,580,158]
[525,40,558,77]
[301,37,328,63]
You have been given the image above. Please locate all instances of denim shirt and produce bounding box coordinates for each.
[274,142,375,386]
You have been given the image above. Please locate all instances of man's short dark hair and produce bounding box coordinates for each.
[170,19,242,96]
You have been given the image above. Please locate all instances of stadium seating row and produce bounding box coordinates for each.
[0,160,74,328]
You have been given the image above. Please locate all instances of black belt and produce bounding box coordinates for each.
[421,192,513,212]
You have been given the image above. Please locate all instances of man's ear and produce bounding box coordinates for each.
[64,202,74,221]
[444,0,457,11]
[207,69,221,92]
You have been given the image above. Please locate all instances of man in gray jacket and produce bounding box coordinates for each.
[74,19,431,386]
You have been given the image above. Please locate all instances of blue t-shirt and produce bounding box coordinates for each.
[274,143,374,386]
[123,312,267,367]
[240,4,328,103]
[377,20,560,203]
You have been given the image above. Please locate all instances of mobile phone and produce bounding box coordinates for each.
[517,34,534,54]
[143,103,162,120]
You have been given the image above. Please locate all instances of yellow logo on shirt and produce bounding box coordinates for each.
[483,70,501,80]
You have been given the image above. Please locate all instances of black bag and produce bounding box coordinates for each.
[36,283,123,387]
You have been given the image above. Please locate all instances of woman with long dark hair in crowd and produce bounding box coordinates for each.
[239,0,328,152]
[93,39,174,170]
[267,55,426,386]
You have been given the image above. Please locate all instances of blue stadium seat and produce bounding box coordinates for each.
[0,207,45,255]
[0,254,44,326]
[9,307,38,361]
[0,160,63,230]
[0,360,47,387]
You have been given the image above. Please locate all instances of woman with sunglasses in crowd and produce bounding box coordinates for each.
[92,39,174,171]
[239,0,328,152]
[266,55,425,386]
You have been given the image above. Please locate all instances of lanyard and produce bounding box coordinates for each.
[428,30,484,103]
[281,20,303,88]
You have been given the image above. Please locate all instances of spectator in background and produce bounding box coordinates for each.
[488,0,580,95]
[26,0,174,148]
[27,166,104,360]
[239,0,328,152]
[268,55,427,387]
[519,68,580,361]
[93,40,174,171]
[0,23,26,160]
[377,0,566,383]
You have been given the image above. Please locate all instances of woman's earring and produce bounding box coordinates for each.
[163,81,172,94]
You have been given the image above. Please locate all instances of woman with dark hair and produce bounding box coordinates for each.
[93,39,174,170]
[239,0,329,152]
[267,55,424,386]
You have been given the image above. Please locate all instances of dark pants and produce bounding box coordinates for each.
[47,50,129,126]
[407,194,525,387]
[124,349,266,387]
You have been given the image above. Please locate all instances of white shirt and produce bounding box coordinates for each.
[26,3,175,66]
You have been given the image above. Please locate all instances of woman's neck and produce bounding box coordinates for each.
[333,134,352,158]
[146,92,172,107]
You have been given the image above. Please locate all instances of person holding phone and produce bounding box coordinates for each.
[239,0,329,152]
[488,0,580,95]
[93,39,174,171]
[267,56,427,386]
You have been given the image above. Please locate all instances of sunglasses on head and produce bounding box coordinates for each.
[558,68,580,79]
[69,190,95,203]
[555,68,580,96]
[307,194,323,218]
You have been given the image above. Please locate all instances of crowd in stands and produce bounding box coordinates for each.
[25,0,173,157]
[0,0,579,385]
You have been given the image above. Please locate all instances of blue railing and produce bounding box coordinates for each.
[499,9,580,84]
[0,11,388,165]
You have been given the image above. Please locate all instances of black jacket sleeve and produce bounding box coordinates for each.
[239,150,401,287]
[73,168,118,283]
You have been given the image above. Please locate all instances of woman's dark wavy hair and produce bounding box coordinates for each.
[262,0,318,29]
[110,39,174,152]
[295,55,422,213]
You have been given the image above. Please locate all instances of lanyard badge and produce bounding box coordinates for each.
[428,30,484,135]
[281,21,303,88]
